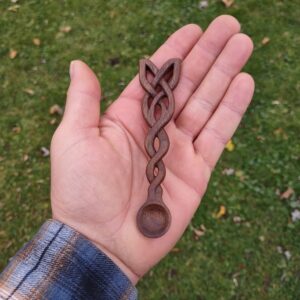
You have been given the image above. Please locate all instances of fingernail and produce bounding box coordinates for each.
[69,61,76,79]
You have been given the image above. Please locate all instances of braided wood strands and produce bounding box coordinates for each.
[137,58,181,238]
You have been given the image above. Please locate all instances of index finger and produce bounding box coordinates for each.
[118,24,202,102]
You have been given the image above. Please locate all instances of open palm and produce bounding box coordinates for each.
[51,15,254,283]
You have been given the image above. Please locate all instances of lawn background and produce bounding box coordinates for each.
[0,0,299,299]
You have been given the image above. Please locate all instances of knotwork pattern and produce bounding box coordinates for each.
[139,58,181,202]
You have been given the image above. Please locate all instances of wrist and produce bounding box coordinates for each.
[92,240,140,285]
[52,216,140,285]
[3,219,138,299]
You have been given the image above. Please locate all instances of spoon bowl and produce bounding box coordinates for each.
[136,202,171,238]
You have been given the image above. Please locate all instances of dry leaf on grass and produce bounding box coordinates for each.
[23,88,35,95]
[40,147,50,157]
[259,235,265,242]
[60,25,72,33]
[32,38,41,46]
[284,250,291,260]
[198,0,209,9]
[12,126,21,133]
[191,224,206,240]
[235,170,245,181]
[272,100,281,105]
[273,128,288,139]
[225,139,235,151]
[8,4,20,12]
[222,168,235,176]
[213,205,226,219]
[277,246,283,254]
[291,210,300,222]
[9,49,18,59]
[49,104,63,115]
[280,187,294,199]
[222,0,234,8]
[261,37,270,45]
[273,128,283,136]
[49,118,57,125]
[233,216,242,223]
[171,248,181,253]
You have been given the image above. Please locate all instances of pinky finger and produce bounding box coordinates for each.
[194,72,255,169]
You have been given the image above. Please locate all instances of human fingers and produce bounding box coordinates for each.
[62,60,101,129]
[193,73,255,169]
[176,33,253,139]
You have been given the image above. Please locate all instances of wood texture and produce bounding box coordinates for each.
[137,58,181,238]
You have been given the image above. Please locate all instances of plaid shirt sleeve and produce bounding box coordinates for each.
[0,220,138,300]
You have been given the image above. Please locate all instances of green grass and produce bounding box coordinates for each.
[0,0,299,299]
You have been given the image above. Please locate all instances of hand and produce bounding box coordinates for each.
[51,15,254,284]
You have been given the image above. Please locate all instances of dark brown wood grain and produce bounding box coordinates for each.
[137,58,181,238]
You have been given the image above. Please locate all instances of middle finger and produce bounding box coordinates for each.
[172,15,241,119]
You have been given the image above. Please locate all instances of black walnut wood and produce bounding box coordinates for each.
[137,58,181,238]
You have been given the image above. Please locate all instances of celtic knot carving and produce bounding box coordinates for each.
[139,58,181,203]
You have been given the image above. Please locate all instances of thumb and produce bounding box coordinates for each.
[62,60,101,129]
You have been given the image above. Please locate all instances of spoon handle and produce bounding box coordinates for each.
[137,58,181,238]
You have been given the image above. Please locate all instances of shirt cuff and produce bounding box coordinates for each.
[0,219,138,300]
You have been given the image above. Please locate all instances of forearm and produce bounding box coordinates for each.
[0,220,137,300]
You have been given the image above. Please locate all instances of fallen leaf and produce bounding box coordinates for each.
[60,25,72,33]
[233,216,242,223]
[190,224,206,240]
[49,104,63,115]
[233,277,238,287]
[245,222,251,228]
[222,0,234,8]
[272,100,281,105]
[193,228,205,240]
[273,128,288,140]
[12,126,21,133]
[49,118,57,125]
[291,210,300,222]
[284,250,291,260]
[198,0,209,9]
[200,224,206,231]
[23,154,29,161]
[277,246,283,254]
[235,170,245,181]
[9,49,18,59]
[11,0,19,3]
[259,235,265,242]
[32,38,41,46]
[40,147,50,157]
[171,247,181,253]
[261,37,270,45]
[273,128,283,136]
[8,4,20,12]
[256,135,265,141]
[213,205,226,219]
[23,88,35,95]
[222,168,235,176]
[280,187,294,199]
[225,139,235,151]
